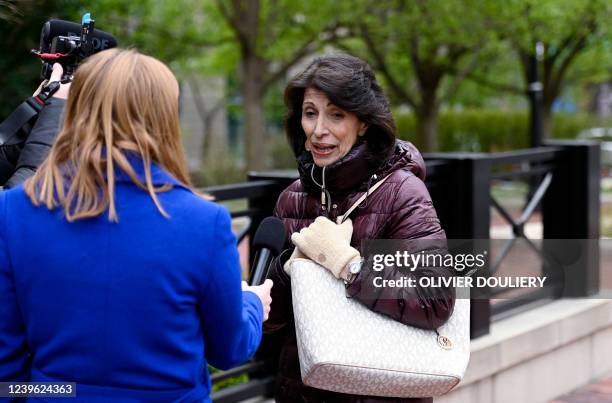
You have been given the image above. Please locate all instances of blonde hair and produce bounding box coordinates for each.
[25,48,194,222]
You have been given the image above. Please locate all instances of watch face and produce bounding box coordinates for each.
[350,261,362,274]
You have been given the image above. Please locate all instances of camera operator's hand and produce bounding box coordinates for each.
[33,63,71,100]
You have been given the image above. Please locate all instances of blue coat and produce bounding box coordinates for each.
[0,160,263,402]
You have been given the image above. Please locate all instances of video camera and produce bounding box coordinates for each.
[32,13,117,81]
[0,13,117,188]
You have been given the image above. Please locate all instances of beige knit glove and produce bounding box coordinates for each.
[283,218,353,274]
[291,217,360,279]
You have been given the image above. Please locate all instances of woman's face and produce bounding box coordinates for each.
[301,87,367,167]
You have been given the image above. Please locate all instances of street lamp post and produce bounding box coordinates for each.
[528,41,544,148]
[525,41,545,210]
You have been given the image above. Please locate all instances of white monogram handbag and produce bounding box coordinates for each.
[287,174,470,397]
[289,259,470,397]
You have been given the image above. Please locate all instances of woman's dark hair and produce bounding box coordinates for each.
[284,53,396,160]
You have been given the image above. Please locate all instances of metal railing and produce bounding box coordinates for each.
[425,140,601,336]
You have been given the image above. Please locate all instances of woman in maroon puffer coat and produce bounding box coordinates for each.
[261,53,456,403]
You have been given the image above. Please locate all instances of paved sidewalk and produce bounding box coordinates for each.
[550,375,612,402]
[241,378,612,403]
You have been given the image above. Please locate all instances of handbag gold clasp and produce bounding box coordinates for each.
[437,335,453,350]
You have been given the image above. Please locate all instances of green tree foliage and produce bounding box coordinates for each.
[394,109,606,152]
[2,0,610,162]
[89,0,351,171]
[0,0,237,117]
[470,0,612,138]
[333,0,503,151]
[89,0,233,69]
[212,0,345,170]
[519,0,611,137]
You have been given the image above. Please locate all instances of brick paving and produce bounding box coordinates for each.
[550,376,612,403]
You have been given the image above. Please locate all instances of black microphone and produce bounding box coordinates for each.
[40,20,117,53]
[249,217,286,286]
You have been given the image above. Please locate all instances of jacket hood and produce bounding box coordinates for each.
[378,139,426,181]
[298,139,426,198]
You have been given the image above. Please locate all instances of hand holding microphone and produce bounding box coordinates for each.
[242,280,273,321]
[246,217,286,322]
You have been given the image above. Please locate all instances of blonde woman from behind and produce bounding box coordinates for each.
[0,48,272,403]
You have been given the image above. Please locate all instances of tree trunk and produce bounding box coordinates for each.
[241,57,267,171]
[415,99,439,152]
[541,102,553,140]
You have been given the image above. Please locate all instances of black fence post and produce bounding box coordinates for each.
[425,153,492,339]
[542,140,600,297]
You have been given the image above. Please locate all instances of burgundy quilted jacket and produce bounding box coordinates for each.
[261,139,456,403]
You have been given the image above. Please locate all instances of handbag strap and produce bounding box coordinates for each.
[338,173,392,224]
